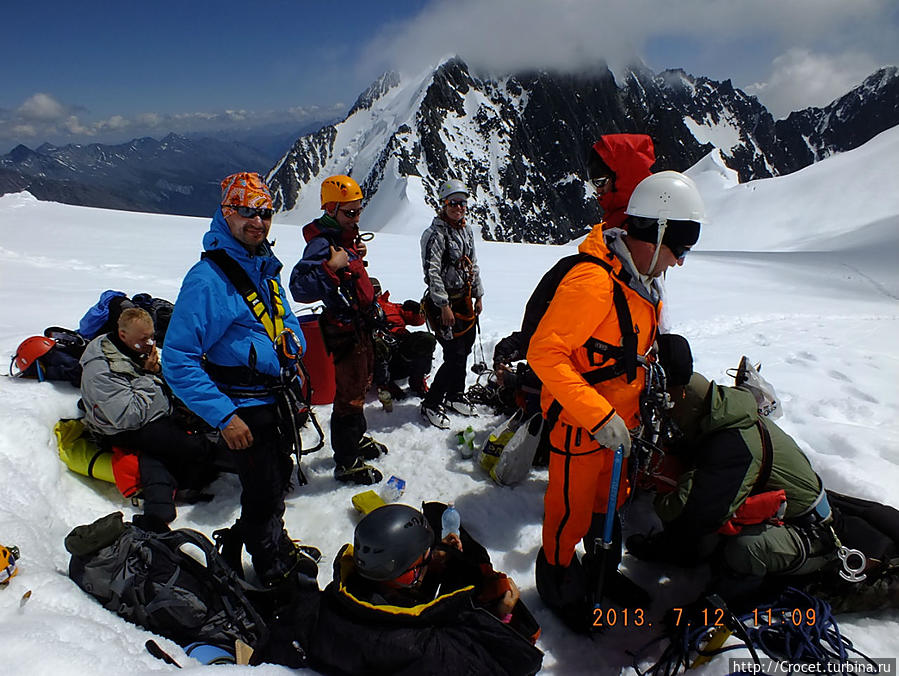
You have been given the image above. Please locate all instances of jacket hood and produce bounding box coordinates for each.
[594,134,655,230]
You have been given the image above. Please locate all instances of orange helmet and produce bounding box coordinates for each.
[0,544,18,585]
[12,336,55,375]
[321,175,363,208]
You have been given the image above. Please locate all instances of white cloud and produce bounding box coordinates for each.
[17,93,67,122]
[359,0,897,112]
[746,49,879,118]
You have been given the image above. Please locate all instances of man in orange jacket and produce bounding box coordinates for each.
[528,170,706,632]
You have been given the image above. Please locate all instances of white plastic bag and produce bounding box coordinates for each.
[732,356,783,419]
[491,412,544,486]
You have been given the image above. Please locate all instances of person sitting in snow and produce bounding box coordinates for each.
[79,307,216,532]
[368,277,436,412]
[289,174,386,486]
[306,503,543,676]
[419,179,485,430]
[629,338,899,614]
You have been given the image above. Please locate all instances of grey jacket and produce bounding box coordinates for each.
[79,334,171,436]
[420,216,484,307]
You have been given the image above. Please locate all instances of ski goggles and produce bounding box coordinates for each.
[392,548,432,587]
[226,205,274,220]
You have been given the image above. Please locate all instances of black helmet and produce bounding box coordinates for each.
[353,504,434,581]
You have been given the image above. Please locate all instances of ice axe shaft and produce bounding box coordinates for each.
[590,444,625,629]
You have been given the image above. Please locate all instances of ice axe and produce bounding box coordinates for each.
[589,443,625,631]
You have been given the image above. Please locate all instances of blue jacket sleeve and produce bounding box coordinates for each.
[161,267,239,429]
[289,237,340,304]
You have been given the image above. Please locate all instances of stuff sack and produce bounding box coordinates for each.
[54,418,141,497]
[65,512,274,658]
[491,412,544,486]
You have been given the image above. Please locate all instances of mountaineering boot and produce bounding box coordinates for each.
[421,402,450,429]
[335,457,383,485]
[377,387,394,413]
[444,393,477,417]
[535,547,592,634]
[253,530,321,588]
[358,435,388,460]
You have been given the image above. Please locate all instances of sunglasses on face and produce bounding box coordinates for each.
[446,199,467,208]
[590,176,611,189]
[339,208,363,219]
[228,205,274,220]
[668,243,692,259]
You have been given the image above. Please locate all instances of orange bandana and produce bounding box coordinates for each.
[221,172,273,210]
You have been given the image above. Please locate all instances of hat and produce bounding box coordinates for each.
[656,333,693,388]
[220,172,273,210]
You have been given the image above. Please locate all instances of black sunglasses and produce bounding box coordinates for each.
[339,207,363,219]
[668,243,692,259]
[446,199,467,208]
[228,205,274,220]
[590,176,611,189]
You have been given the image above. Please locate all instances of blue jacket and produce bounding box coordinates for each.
[289,217,375,325]
[162,209,304,429]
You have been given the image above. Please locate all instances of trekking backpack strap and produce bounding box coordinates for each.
[202,250,285,342]
[749,420,775,496]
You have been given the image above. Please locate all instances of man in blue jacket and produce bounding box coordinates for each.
[163,172,317,586]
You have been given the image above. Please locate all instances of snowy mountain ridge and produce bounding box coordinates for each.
[269,58,899,243]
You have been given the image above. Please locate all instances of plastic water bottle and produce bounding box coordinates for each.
[456,426,476,458]
[441,503,461,539]
[379,475,406,504]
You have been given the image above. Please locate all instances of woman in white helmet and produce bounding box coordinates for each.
[419,179,485,429]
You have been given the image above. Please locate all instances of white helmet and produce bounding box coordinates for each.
[625,171,705,224]
[438,179,468,201]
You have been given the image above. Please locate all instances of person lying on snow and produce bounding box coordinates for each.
[306,503,543,676]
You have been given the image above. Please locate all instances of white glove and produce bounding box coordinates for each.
[593,414,631,457]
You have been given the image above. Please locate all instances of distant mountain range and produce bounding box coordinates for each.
[268,59,899,243]
[0,121,333,217]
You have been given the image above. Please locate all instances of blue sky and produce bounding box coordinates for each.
[3,0,897,152]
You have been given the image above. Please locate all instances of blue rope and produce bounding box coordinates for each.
[630,587,876,676]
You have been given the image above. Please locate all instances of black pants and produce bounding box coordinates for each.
[230,404,295,559]
[424,327,476,407]
[374,331,437,386]
[109,415,215,523]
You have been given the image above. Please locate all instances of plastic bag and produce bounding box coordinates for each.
[491,412,544,486]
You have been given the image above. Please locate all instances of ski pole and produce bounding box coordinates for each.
[590,444,625,629]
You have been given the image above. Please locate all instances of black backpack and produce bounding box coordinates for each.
[65,512,310,666]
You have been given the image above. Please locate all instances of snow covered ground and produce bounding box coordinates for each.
[1,127,898,674]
